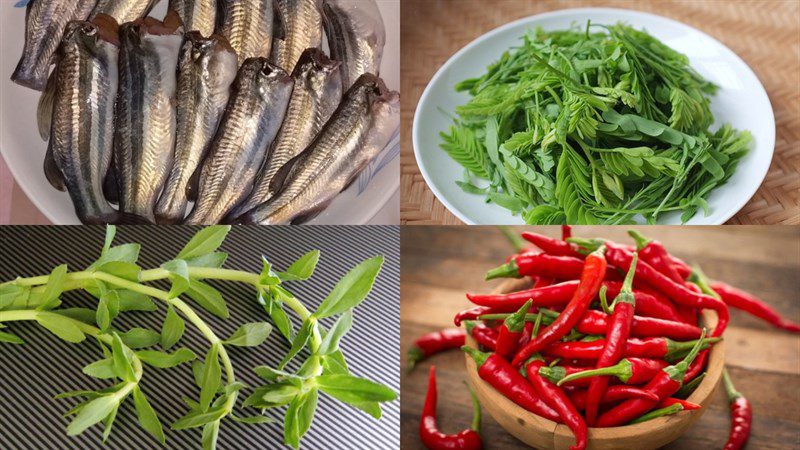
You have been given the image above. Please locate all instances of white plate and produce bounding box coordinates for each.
[0,0,400,225]
[412,7,775,225]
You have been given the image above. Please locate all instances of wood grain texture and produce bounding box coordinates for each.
[400,226,800,449]
[400,0,800,225]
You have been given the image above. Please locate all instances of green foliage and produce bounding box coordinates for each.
[441,21,751,224]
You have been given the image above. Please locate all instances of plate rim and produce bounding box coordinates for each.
[412,6,775,225]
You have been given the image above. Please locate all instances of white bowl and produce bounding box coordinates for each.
[412,7,774,225]
[0,0,400,225]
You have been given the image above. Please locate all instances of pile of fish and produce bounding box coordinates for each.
[12,0,399,224]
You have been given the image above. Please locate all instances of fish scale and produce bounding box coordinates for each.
[270,0,323,71]
[322,0,385,91]
[90,0,158,24]
[169,0,217,36]
[184,58,293,224]
[228,48,341,220]
[233,74,399,225]
[49,18,119,224]
[217,0,274,66]
[11,0,96,91]
[114,13,184,222]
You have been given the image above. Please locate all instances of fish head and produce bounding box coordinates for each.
[62,15,120,53]
[349,73,399,117]
[294,48,342,95]
[238,58,294,100]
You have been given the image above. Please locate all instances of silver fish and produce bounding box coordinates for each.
[90,0,159,24]
[168,0,216,36]
[114,12,184,222]
[47,16,120,224]
[233,73,399,225]
[217,0,276,66]
[270,0,323,71]
[322,0,385,91]
[154,32,238,224]
[11,0,97,91]
[227,48,340,220]
[184,59,293,224]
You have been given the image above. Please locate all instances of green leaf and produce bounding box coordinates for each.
[67,395,119,435]
[82,359,116,379]
[349,401,383,419]
[171,407,227,430]
[117,291,157,312]
[132,386,165,444]
[278,250,320,281]
[243,382,299,408]
[37,264,68,310]
[119,328,161,349]
[321,350,350,375]
[176,226,231,260]
[259,287,293,341]
[102,225,116,254]
[259,257,282,285]
[199,344,221,411]
[90,243,141,269]
[317,374,397,403]
[58,307,97,325]
[201,421,220,450]
[284,389,318,448]
[95,261,141,282]
[161,305,185,350]
[223,322,272,347]
[278,319,315,369]
[96,294,111,331]
[136,348,197,368]
[186,280,229,319]
[162,259,190,299]
[318,311,353,355]
[0,330,24,344]
[231,414,275,424]
[0,285,25,310]
[253,366,306,384]
[35,313,85,343]
[186,252,228,268]
[101,404,119,443]
[314,256,383,318]
[111,333,137,382]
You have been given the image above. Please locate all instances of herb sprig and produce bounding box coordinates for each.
[0,226,396,449]
[442,21,751,224]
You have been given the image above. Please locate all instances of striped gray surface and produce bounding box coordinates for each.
[0,226,400,449]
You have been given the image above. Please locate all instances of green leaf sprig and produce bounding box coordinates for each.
[442,21,751,224]
[0,226,396,449]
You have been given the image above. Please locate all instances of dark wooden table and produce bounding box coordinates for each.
[400,226,800,449]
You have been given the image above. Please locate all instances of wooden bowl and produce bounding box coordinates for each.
[464,277,725,450]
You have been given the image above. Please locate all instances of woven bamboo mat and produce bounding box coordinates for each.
[400,0,800,225]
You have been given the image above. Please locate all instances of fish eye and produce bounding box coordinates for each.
[83,25,97,36]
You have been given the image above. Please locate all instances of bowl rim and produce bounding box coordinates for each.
[463,276,725,448]
[411,6,775,225]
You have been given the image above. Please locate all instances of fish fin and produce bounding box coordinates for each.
[268,150,309,196]
[290,199,333,225]
[81,212,152,225]
[36,72,57,141]
[43,141,65,191]
[272,0,285,41]
[103,164,119,204]
[186,164,202,202]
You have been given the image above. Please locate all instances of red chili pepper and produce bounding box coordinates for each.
[532,277,554,288]
[485,254,586,281]
[495,301,532,359]
[521,232,581,257]
[575,309,702,340]
[659,397,700,411]
[462,346,560,422]
[594,329,708,427]
[711,281,800,333]
[553,357,670,386]
[722,369,751,450]
[512,248,608,367]
[543,336,719,363]
[526,358,587,450]
[464,321,498,351]
[454,306,494,326]
[466,280,579,311]
[407,328,466,372]
[628,230,684,283]
[570,385,660,410]
[420,366,483,450]
[561,225,572,240]
[518,321,534,348]
[602,281,684,323]
[583,254,638,425]
[604,244,729,337]
[684,349,708,383]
